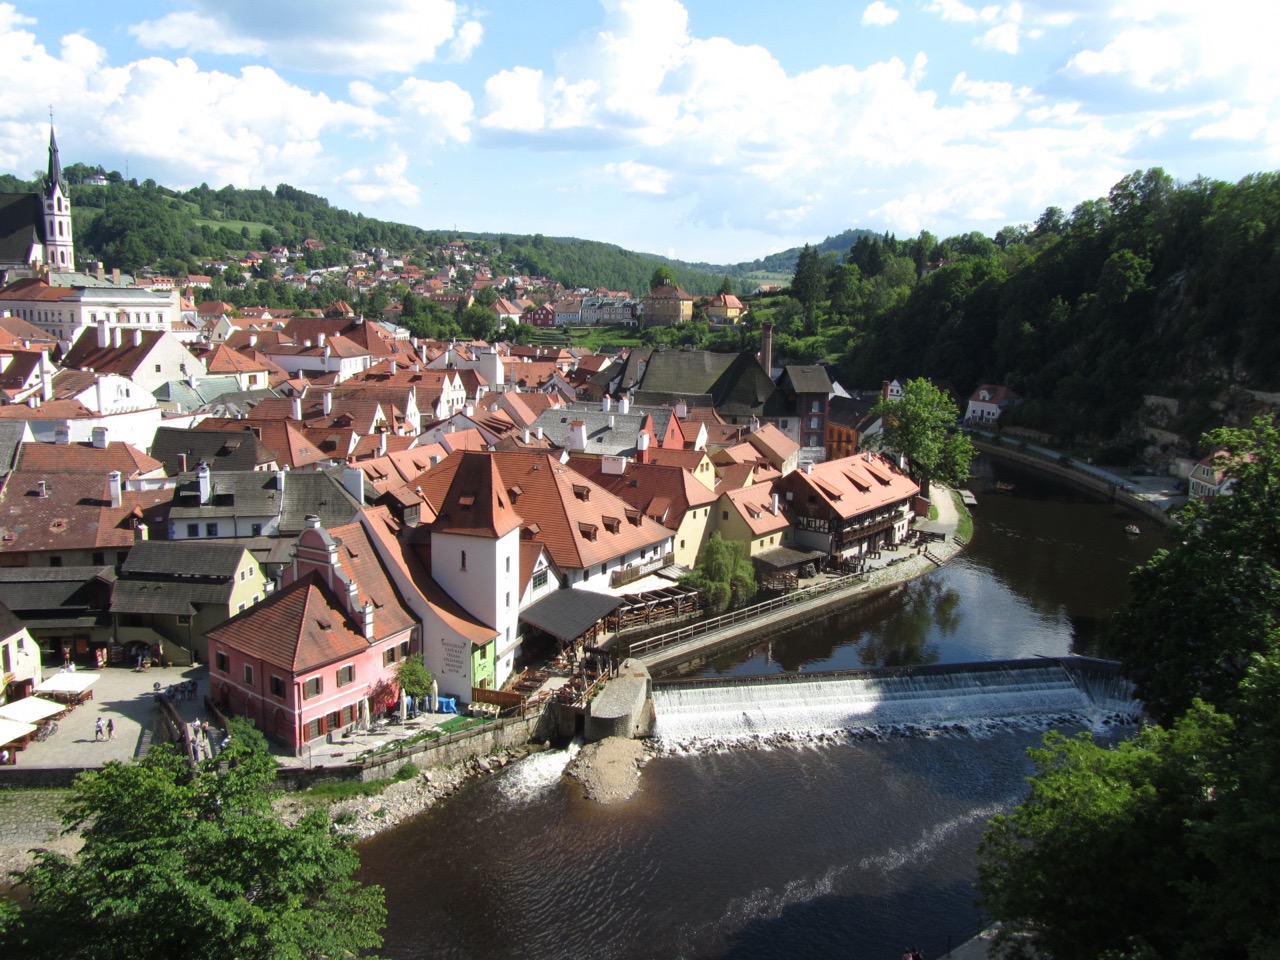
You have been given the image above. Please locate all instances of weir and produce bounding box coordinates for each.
[650,657,1138,742]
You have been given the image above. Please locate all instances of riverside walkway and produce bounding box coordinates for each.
[631,490,965,673]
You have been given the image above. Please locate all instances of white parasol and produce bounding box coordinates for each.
[0,696,64,724]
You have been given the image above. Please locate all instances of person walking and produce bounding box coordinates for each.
[94,717,104,741]
[106,718,115,740]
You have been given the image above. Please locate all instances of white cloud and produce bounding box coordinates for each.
[128,0,480,76]
[926,0,979,24]
[1191,106,1268,143]
[393,77,475,143]
[605,160,670,195]
[978,22,1020,54]
[340,149,420,205]
[862,2,899,27]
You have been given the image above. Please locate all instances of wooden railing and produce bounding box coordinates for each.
[627,571,867,660]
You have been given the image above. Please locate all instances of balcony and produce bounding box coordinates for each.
[610,553,674,589]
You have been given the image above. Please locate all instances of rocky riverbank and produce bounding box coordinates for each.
[276,742,549,840]
[565,736,647,803]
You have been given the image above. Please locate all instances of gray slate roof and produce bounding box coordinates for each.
[121,540,249,578]
[111,578,235,616]
[519,589,622,643]
[167,467,361,534]
[0,420,27,479]
[780,364,834,395]
[150,426,278,474]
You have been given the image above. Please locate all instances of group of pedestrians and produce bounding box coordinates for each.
[93,716,115,741]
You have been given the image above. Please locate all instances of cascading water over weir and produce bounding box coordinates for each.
[650,657,1139,747]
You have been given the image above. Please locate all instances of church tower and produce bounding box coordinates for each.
[42,125,75,271]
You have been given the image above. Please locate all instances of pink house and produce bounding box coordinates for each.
[206,515,418,753]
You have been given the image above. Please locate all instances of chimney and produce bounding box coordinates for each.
[111,326,122,349]
[464,403,474,418]
[882,380,890,401]
[292,396,303,420]
[608,414,615,429]
[378,431,387,456]
[602,395,612,413]
[569,420,587,452]
[322,391,332,415]
[304,338,313,348]
[37,479,48,498]
[305,513,321,530]
[535,426,543,441]
[111,267,120,285]
[54,422,71,444]
[107,470,122,508]
[362,599,375,640]
[317,332,326,347]
[92,426,108,449]
[95,261,105,282]
[675,399,688,419]
[341,467,366,504]
[761,322,774,376]
[39,352,53,402]
[772,492,780,515]
[389,360,397,376]
[178,452,188,473]
[132,328,142,347]
[523,428,531,444]
[277,469,287,492]
[803,461,814,475]
[636,431,651,464]
[619,394,631,415]
[249,332,258,348]
[97,318,110,349]
[197,462,212,504]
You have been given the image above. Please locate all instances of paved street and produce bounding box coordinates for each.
[6,663,211,769]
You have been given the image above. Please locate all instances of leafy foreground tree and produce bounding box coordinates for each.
[1,719,386,960]
[867,377,975,494]
[979,419,1280,960]
[682,533,757,613]
[1109,416,1280,724]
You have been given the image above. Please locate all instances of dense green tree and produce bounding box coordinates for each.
[866,377,974,493]
[1109,416,1280,723]
[790,243,824,332]
[978,703,1232,960]
[394,653,435,703]
[716,275,734,296]
[2,719,386,960]
[649,265,677,289]
[681,533,757,612]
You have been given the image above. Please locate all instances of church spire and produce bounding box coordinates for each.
[47,123,64,194]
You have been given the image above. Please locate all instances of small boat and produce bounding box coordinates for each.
[1125,524,1141,536]
[995,482,1015,492]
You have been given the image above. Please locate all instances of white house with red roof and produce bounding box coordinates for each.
[964,384,1021,425]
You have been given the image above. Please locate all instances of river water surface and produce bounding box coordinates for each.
[357,460,1165,959]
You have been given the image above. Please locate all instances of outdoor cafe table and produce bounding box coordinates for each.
[35,671,100,704]
[0,696,64,725]
[0,716,38,755]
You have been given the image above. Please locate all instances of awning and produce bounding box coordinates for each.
[753,546,827,570]
[0,716,37,747]
[0,696,64,725]
[519,589,623,644]
[35,671,100,695]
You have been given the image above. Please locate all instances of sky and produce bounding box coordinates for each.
[0,0,1275,265]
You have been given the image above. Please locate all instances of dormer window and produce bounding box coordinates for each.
[602,516,621,534]
[578,521,598,541]
[572,484,590,501]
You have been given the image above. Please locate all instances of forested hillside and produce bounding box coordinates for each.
[704,169,1280,446]
[2,165,729,295]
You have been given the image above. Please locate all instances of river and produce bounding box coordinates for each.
[357,459,1165,960]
